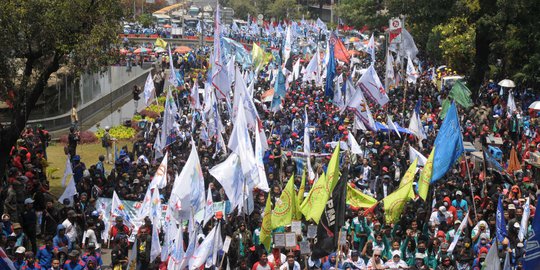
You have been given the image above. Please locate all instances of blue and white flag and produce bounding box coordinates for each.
[519,197,531,242]
[496,195,507,242]
[325,33,336,97]
[160,87,179,149]
[150,223,161,262]
[524,198,540,269]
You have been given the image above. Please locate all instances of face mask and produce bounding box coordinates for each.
[418,248,426,253]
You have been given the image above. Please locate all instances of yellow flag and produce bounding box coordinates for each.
[260,194,273,251]
[300,172,326,223]
[295,170,306,220]
[418,148,435,200]
[326,144,341,192]
[272,174,296,228]
[252,42,264,70]
[382,181,414,224]
[346,184,377,208]
[399,158,418,188]
[300,143,341,223]
[155,38,168,49]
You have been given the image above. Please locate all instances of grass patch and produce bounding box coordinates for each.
[46,141,133,197]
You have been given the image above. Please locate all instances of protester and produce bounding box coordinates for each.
[1,14,539,270]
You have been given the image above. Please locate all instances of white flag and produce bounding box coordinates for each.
[166,219,184,269]
[149,152,168,189]
[137,188,152,222]
[144,72,155,106]
[228,104,257,178]
[347,131,363,156]
[503,252,512,270]
[385,50,395,89]
[293,59,301,80]
[58,173,78,205]
[61,156,73,187]
[150,188,162,229]
[190,81,201,110]
[507,92,517,116]
[283,26,293,64]
[160,86,179,149]
[167,46,179,87]
[408,109,427,142]
[519,197,530,242]
[304,109,315,180]
[333,74,344,110]
[161,207,178,260]
[387,115,401,138]
[409,146,427,167]
[254,127,270,192]
[448,211,469,253]
[344,78,376,130]
[406,55,419,84]
[209,153,244,210]
[212,5,231,99]
[203,187,214,227]
[484,241,501,270]
[150,222,161,262]
[356,65,389,106]
[367,33,375,63]
[189,223,221,269]
[111,191,132,227]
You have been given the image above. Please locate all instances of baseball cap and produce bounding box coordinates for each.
[24,198,34,205]
[392,250,401,257]
[16,246,26,254]
[456,190,462,196]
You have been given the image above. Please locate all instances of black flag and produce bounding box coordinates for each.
[311,169,347,259]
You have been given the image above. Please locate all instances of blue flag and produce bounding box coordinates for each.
[271,65,287,112]
[496,196,507,242]
[524,198,540,269]
[325,36,336,97]
[431,102,464,183]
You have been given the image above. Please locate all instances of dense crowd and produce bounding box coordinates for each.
[1,18,540,270]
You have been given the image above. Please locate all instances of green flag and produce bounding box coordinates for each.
[439,98,451,119]
[346,184,377,208]
[260,194,273,251]
[295,170,306,220]
[449,80,473,108]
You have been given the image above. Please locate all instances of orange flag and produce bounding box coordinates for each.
[333,36,351,64]
[507,147,520,174]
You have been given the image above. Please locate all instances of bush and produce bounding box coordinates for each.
[140,109,160,120]
[95,125,136,140]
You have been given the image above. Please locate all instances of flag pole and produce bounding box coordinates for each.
[463,153,478,219]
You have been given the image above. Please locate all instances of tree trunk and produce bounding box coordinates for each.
[0,53,61,184]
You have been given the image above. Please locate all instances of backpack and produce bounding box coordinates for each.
[101,133,110,147]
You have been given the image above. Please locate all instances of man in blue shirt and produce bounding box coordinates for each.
[36,236,54,269]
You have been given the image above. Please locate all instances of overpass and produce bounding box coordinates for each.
[121,35,253,49]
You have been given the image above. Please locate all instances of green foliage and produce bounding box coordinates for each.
[147,103,165,114]
[95,126,136,140]
[432,17,475,74]
[336,0,388,30]
[229,0,258,20]
[138,14,154,28]
[268,0,304,20]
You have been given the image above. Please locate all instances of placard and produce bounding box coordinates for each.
[285,232,297,248]
[291,221,302,235]
[299,241,311,255]
[307,225,317,239]
[222,236,232,253]
[274,233,286,248]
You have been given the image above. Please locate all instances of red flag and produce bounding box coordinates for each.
[330,33,351,64]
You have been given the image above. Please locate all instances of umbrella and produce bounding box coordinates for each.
[175,46,192,54]
[498,79,515,88]
[133,47,151,54]
[529,101,540,110]
[154,47,166,53]
[119,48,129,55]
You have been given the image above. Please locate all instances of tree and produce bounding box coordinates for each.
[229,0,258,21]
[0,0,123,179]
[336,0,388,30]
[268,0,304,20]
[138,13,154,28]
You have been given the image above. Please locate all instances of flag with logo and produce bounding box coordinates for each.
[355,65,389,106]
[382,179,414,223]
[260,194,273,251]
[496,195,507,242]
[155,38,167,49]
[312,169,347,259]
[272,174,296,228]
[346,184,377,209]
[149,151,168,189]
[519,197,530,242]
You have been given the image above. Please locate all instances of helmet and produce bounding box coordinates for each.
[105,126,110,131]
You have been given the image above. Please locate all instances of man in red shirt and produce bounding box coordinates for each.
[252,250,275,270]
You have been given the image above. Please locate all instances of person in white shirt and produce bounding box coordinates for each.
[82,221,100,250]
[268,247,287,266]
[366,249,386,269]
[279,252,301,270]
[62,210,79,244]
[384,251,408,269]
[342,251,366,269]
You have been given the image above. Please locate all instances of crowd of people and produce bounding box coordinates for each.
[1,16,540,270]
